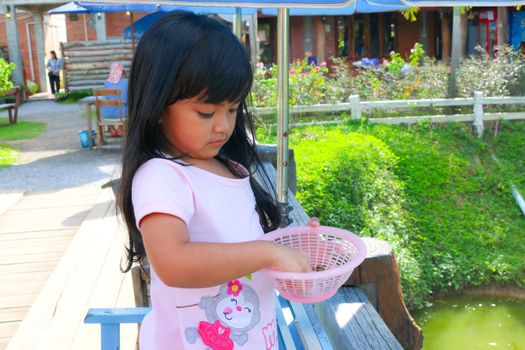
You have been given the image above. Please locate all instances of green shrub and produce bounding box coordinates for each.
[56,90,93,104]
[25,80,38,94]
[272,121,525,309]
[0,58,15,94]
[292,126,425,307]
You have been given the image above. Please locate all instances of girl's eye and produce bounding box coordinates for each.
[230,298,237,305]
[244,307,251,313]
[229,108,238,114]
[198,111,214,118]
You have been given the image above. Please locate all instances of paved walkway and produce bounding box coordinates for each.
[0,99,131,349]
[0,99,121,191]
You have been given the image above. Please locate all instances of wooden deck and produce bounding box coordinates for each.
[0,187,137,350]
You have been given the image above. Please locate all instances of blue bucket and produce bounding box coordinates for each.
[79,130,97,148]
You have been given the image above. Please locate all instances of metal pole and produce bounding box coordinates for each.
[448,7,461,98]
[234,8,242,39]
[277,8,291,226]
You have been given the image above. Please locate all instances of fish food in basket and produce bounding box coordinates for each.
[259,221,367,303]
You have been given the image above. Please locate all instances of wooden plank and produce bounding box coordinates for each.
[313,288,403,350]
[64,40,132,49]
[0,229,76,242]
[67,49,131,57]
[70,222,130,350]
[484,112,525,121]
[0,323,20,340]
[0,191,24,217]
[0,307,27,323]
[0,280,50,298]
[5,189,115,350]
[0,323,20,349]
[370,114,475,125]
[0,293,38,309]
[0,239,71,254]
[115,271,140,350]
[482,96,525,105]
[0,252,64,266]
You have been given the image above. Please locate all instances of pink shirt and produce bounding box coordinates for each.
[132,158,278,350]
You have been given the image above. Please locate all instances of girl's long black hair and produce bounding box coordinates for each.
[118,11,281,272]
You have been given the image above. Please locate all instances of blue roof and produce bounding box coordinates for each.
[262,0,407,15]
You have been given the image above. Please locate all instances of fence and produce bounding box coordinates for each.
[62,40,133,92]
[252,92,525,137]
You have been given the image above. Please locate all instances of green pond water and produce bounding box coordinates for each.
[413,296,525,350]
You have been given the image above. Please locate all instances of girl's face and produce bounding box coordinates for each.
[161,96,239,162]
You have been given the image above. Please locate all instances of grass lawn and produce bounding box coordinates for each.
[0,118,46,167]
[0,118,46,141]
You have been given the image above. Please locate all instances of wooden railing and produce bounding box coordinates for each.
[253,93,525,137]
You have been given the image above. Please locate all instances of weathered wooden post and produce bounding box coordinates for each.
[60,42,68,93]
[345,238,424,350]
[350,95,362,120]
[473,91,484,137]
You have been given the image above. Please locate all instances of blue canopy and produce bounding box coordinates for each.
[87,0,356,9]
[48,1,92,14]
[262,0,408,15]
[49,1,256,14]
[123,7,255,40]
[399,0,525,6]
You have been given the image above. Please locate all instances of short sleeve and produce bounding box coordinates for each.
[132,159,194,229]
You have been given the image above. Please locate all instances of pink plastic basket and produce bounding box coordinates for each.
[259,224,367,303]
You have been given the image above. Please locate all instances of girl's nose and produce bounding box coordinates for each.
[236,306,242,312]
[213,112,232,133]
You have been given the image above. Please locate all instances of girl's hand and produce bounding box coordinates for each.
[268,243,312,273]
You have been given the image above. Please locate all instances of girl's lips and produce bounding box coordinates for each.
[209,139,226,147]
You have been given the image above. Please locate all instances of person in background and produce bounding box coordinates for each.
[46,50,62,96]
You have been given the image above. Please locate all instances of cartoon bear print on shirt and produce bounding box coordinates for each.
[185,280,260,349]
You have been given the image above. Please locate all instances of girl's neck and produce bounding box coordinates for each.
[182,156,238,179]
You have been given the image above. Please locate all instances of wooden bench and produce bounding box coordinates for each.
[85,147,419,349]
[0,86,22,124]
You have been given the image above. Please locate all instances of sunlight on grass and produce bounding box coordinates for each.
[0,118,46,141]
[0,144,17,167]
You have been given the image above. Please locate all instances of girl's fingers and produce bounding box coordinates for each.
[308,217,320,228]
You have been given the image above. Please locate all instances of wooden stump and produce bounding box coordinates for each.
[346,238,423,350]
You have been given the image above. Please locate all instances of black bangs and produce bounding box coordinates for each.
[167,17,253,105]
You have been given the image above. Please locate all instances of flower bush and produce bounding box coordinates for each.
[350,43,449,101]
[251,43,525,109]
[252,54,330,107]
[252,43,450,108]
[456,45,525,97]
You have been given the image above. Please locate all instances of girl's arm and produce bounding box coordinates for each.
[140,212,310,288]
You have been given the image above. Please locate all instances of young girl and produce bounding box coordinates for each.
[118,12,310,350]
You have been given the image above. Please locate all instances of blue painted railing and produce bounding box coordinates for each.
[84,295,334,350]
